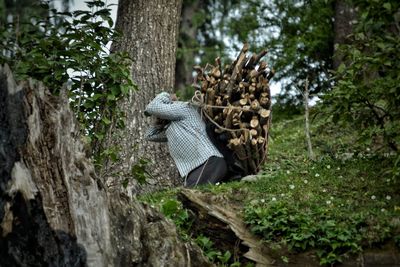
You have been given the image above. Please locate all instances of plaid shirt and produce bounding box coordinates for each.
[144,92,223,177]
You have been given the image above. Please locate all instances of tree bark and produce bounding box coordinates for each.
[109,0,183,194]
[175,0,202,95]
[0,65,210,267]
[333,0,357,69]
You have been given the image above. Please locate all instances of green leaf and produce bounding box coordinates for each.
[107,94,116,100]
[383,2,391,11]
[337,63,346,74]
[161,199,179,217]
[102,117,112,125]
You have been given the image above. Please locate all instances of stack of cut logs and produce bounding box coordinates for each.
[194,44,273,175]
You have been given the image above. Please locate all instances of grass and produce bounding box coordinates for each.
[139,114,400,266]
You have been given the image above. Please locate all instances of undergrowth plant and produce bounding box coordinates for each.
[323,0,400,155]
[0,0,135,166]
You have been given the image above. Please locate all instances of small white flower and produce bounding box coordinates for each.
[315,173,320,177]
[381,208,386,212]
[272,197,277,201]
[326,165,331,169]
[261,199,265,203]
[337,167,341,171]
[304,179,308,184]
[386,195,391,200]
[330,196,334,200]
[371,195,376,200]
[216,182,220,186]
[339,175,343,179]
[280,193,285,197]
[386,179,391,183]
[311,166,315,170]
[286,170,291,174]
[289,184,295,190]
[366,148,371,152]
[322,189,327,193]
[326,200,332,205]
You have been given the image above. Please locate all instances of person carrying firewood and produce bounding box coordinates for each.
[144,91,227,187]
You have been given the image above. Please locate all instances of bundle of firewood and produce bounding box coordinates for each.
[193,44,273,175]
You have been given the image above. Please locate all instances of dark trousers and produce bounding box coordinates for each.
[185,156,227,187]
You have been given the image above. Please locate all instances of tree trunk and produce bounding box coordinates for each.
[333,0,356,69]
[175,0,202,96]
[0,65,210,267]
[108,0,183,194]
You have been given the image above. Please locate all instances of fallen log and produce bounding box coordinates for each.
[178,189,275,266]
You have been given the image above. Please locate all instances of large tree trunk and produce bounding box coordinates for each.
[175,0,202,95]
[0,65,210,266]
[332,0,356,69]
[110,0,183,194]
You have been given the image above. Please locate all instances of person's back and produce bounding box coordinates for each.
[144,92,227,187]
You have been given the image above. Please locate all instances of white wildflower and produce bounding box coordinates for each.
[381,208,386,212]
[216,182,220,186]
[289,184,295,190]
[322,188,327,193]
[337,167,341,171]
[315,173,320,177]
[272,197,277,201]
[304,179,308,184]
[286,170,291,174]
[281,193,285,197]
[371,195,376,200]
[326,200,332,205]
[326,165,331,169]
[261,199,265,203]
[339,175,343,179]
[330,196,334,200]
[386,195,391,200]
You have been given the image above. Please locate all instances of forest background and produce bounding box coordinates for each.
[1,0,399,266]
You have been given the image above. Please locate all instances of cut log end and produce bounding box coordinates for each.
[194,44,273,175]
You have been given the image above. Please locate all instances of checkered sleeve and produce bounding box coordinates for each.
[144,92,189,121]
[144,124,168,142]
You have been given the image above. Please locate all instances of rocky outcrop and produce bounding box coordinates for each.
[0,65,210,267]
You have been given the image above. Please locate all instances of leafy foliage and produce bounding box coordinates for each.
[322,0,400,153]
[195,235,237,265]
[260,0,334,102]
[0,0,135,165]
[244,199,363,265]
